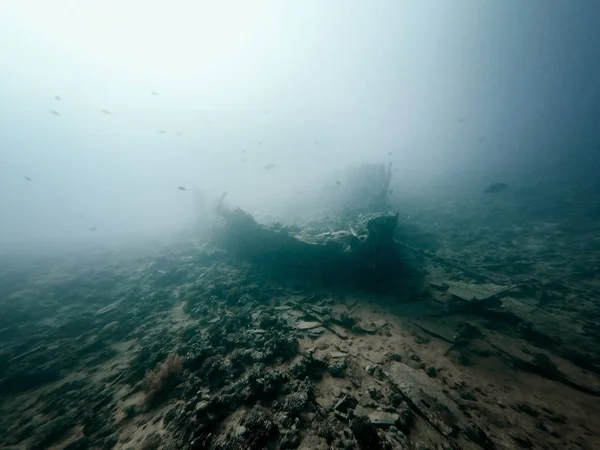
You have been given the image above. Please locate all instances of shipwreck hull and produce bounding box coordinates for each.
[214,206,406,291]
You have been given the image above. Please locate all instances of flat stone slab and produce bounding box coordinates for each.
[308,327,326,338]
[368,411,400,427]
[296,321,322,330]
[389,362,466,437]
[274,305,293,311]
[410,319,456,344]
[328,324,349,340]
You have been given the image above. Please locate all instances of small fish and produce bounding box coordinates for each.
[51,110,60,116]
[25,176,31,181]
[264,164,275,170]
[388,152,392,156]
[336,180,341,186]
[258,141,262,146]
[89,227,97,232]
[458,117,465,124]
[54,96,61,101]
[151,91,159,96]
[158,130,166,134]
[242,159,247,163]
[80,214,84,219]
[484,183,508,194]
[314,140,319,145]
[100,109,111,115]
[178,186,187,191]
[477,136,485,144]
[176,131,182,136]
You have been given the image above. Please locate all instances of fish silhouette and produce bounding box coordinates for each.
[89,227,97,232]
[55,96,61,101]
[100,109,111,115]
[264,164,275,170]
[151,91,159,96]
[25,176,31,181]
[178,186,187,191]
[51,110,60,116]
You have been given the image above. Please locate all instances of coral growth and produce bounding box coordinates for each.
[142,353,184,406]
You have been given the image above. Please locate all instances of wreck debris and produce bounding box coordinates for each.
[214,202,408,291]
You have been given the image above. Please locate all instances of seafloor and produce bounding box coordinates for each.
[1,184,599,450]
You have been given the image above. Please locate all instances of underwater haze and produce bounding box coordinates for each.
[1,0,599,246]
[2,2,600,449]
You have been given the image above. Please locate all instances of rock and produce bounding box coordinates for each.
[281,391,310,416]
[328,324,349,340]
[367,388,383,401]
[458,386,476,401]
[367,411,400,428]
[426,366,437,377]
[307,327,326,338]
[395,401,413,433]
[296,321,322,330]
[195,401,209,413]
[242,405,279,449]
[274,305,293,311]
[352,323,377,334]
[290,357,327,381]
[327,358,347,378]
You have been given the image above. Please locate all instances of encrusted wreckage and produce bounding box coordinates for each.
[214,205,404,291]
[213,162,407,291]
